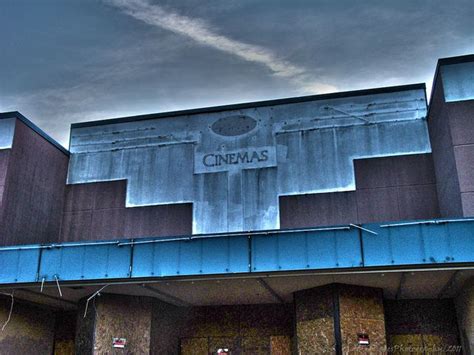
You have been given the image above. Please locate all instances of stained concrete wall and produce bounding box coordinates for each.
[0,297,56,354]
[59,180,192,242]
[385,299,461,353]
[0,119,68,246]
[280,153,439,228]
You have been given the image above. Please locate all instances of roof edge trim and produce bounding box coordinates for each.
[71,83,426,129]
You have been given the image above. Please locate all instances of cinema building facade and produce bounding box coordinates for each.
[0,55,473,354]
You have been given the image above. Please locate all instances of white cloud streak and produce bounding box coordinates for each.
[107,0,336,94]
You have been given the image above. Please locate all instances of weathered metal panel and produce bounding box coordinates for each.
[132,236,249,277]
[0,219,474,285]
[444,221,474,262]
[362,220,474,267]
[0,246,40,283]
[38,243,132,281]
[68,88,430,234]
[251,229,362,272]
[0,118,15,149]
[441,62,474,102]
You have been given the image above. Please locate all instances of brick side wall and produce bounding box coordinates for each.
[0,120,68,245]
[280,153,440,228]
[59,180,193,242]
[447,100,474,216]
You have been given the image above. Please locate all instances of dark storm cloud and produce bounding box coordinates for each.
[0,0,473,146]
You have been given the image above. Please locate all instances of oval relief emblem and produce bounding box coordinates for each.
[211,115,257,137]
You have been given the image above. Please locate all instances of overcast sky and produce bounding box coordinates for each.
[1,0,473,146]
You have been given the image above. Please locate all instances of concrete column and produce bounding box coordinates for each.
[76,294,153,354]
[455,278,474,354]
[294,283,386,354]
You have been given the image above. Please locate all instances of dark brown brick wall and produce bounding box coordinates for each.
[59,180,192,242]
[280,153,440,228]
[0,120,68,246]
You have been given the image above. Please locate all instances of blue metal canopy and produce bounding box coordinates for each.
[1,218,473,285]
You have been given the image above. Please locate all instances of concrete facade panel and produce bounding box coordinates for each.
[68,87,430,234]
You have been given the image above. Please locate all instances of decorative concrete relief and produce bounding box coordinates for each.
[68,88,431,234]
